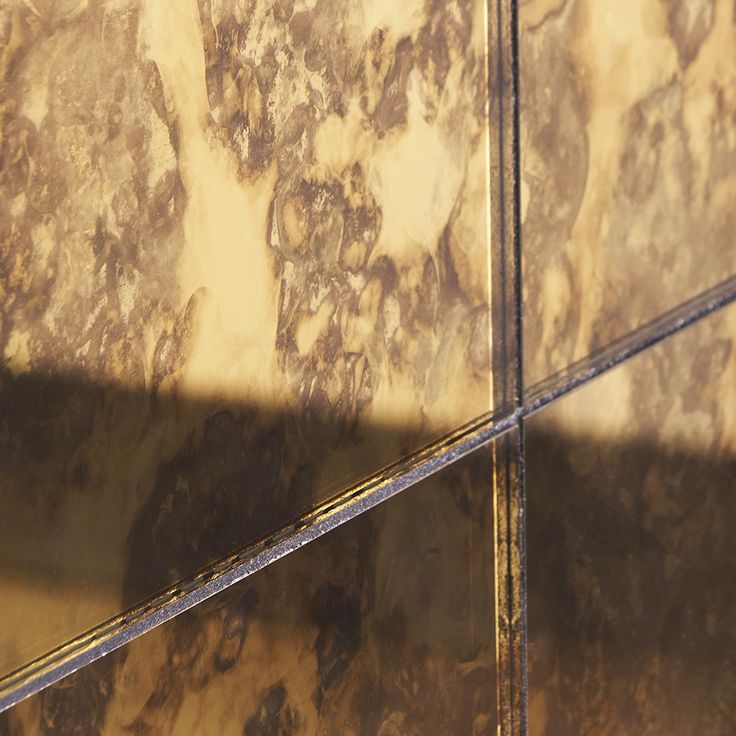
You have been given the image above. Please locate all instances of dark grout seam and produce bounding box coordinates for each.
[490,0,521,728]
[510,3,523,413]
[495,0,510,409]
[508,0,527,731]
[512,416,528,736]
[522,274,736,419]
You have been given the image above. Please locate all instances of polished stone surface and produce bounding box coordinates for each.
[0,0,493,678]
[1,446,496,735]
[526,303,736,735]
[521,0,736,387]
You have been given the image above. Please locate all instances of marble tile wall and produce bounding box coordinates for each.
[1,444,496,736]
[526,303,736,735]
[521,0,736,387]
[3,0,735,731]
[0,0,493,678]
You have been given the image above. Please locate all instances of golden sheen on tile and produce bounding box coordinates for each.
[2,446,497,736]
[526,303,736,735]
[521,0,736,386]
[0,0,493,678]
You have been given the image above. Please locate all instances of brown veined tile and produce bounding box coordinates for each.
[520,0,736,389]
[0,0,496,679]
[525,303,736,735]
[1,445,497,736]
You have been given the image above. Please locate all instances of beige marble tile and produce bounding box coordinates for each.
[0,0,493,679]
[526,303,736,735]
[521,0,736,387]
[2,445,496,736]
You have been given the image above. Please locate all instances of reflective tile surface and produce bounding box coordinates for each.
[526,303,736,735]
[1,445,496,735]
[521,0,736,388]
[0,0,493,677]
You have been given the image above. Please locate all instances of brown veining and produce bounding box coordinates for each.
[521,0,736,387]
[2,446,496,736]
[526,304,736,736]
[0,0,492,678]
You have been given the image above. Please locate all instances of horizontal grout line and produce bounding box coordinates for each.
[2,275,735,713]
[522,274,736,418]
[0,408,518,713]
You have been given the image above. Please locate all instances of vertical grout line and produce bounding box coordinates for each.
[491,429,517,736]
[488,0,509,730]
[483,0,496,417]
[513,418,528,736]
[492,434,510,734]
[489,0,528,730]
[509,0,528,732]
[503,431,516,736]
[486,0,508,725]
[510,0,523,411]
[504,431,516,736]
[490,7,510,413]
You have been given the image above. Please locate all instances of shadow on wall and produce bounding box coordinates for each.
[0,401,734,734]
[0,368,497,735]
[0,365,447,673]
[525,428,736,736]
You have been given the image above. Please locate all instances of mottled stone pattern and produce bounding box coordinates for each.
[2,447,496,736]
[521,0,736,386]
[0,0,492,676]
[526,304,736,735]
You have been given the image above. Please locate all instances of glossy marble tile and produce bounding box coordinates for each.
[0,0,494,679]
[526,303,736,735]
[1,445,496,735]
[521,0,736,388]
